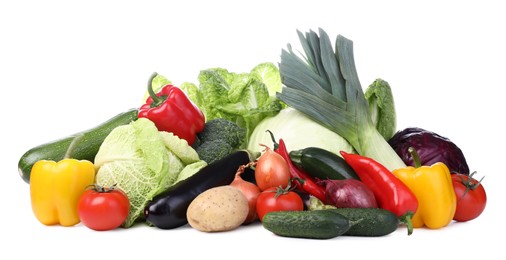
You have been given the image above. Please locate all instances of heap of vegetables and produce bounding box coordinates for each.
[17,28,486,237]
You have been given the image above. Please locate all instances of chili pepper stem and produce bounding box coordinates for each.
[64,133,85,159]
[265,130,279,150]
[399,212,415,236]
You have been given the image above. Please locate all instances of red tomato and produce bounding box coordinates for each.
[452,172,487,222]
[78,184,130,231]
[254,146,291,191]
[256,186,304,221]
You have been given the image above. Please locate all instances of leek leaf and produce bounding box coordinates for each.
[277,28,405,170]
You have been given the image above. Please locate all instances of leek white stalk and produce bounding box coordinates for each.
[277,28,405,171]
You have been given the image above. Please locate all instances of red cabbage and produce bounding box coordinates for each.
[388,127,470,174]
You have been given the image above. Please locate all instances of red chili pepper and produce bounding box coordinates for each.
[340,151,418,235]
[267,131,326,202]
[138,72,205,145]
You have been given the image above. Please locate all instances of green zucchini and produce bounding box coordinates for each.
[261,210,350,239]
[290,147,360,180]
[329,208,399,237]
[18,108,138,183]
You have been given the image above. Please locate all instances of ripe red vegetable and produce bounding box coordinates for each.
[317,179,378,208]
[138,72,205,145]
[452,172,487,222]
[340,151,418,235]
[256,185,304,221]
[78,184,130,231]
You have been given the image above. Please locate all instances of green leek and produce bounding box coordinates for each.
[276,28,405,171]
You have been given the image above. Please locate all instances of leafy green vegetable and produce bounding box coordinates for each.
[250,62,282,96]
[94,118,202,227]
[248,107,354,156]
[174,160,208,184]
[180,63,283,145]
[277,29,405,171]
[365,78,397,141]
[160,131,200,165]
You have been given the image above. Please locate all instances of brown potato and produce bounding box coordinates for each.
[187,185,249,232]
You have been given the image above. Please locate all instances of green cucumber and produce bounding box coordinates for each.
[290,147,360,180]
[261,210,350,239]
[18,108,138,183]
[329,208,399,237]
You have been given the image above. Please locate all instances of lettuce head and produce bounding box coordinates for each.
[180,62,284,147]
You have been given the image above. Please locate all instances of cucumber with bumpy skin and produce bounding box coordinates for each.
[18,109,138,183]
[261,210,350,239]
[329,208,399,237]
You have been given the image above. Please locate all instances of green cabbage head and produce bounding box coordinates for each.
[248,108,354,156]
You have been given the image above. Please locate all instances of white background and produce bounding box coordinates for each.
[1,0,503,259]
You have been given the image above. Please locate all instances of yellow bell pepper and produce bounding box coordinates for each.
[30,155,95,226]
[30,159,95,227]
[392,147,456,229]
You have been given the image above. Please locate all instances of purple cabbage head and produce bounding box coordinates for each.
[388,127,470,175]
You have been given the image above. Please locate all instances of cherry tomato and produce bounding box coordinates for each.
[254,145,291,191]
[78,184,130,231]
[452,172,486,222]
[256,186,304,221]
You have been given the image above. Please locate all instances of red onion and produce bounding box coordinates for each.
[317,179,378,208]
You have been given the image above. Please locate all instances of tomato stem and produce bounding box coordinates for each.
[459,171,485,197]
[85,183,118,193]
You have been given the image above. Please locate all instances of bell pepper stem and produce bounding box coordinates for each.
[408,147,422,168]
[64,133,85,159]
[147,72,163,107]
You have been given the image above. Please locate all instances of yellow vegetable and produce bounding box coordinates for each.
[30,136,96,226]
[392,147,456,229]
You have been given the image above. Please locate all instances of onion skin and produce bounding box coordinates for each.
[254,146,290,191]
[230,164,261,224]
[318,179,378,208]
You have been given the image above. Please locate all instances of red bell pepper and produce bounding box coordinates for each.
[340,151,418,235]
[138,72,205,145]
[267,131,326,202]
